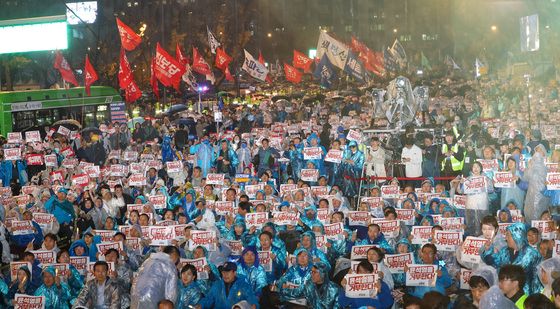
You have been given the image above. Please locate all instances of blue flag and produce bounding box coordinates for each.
[218,96,224,111]
[313,55,337,89]
[384,49,398,73]
[343,51,365,83]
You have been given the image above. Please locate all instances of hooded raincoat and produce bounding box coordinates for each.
[130,252,178,309]
[275,248,312,302]
[302,262,340,309]
[236,246,268,296]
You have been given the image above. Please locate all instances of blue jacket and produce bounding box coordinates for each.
[286,143,304,180]
[199,277,259,309]
[190,140,215,177]
[176,281,203,308]
[481,223,543,294]
[410,261,453,299]
[236,264,268,296]
[44,196,76,225]
[0,160,28,187]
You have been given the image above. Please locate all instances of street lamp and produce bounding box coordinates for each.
[393,28,398,33]
[197,85,209,114]
[267,32,272,38]
[491,25,497,32]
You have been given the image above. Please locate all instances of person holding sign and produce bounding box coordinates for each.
[304,133,327,176]
[7,266,34,301]
[286,137,304,181]
[0,155,28,188]
[501,157,527,209]
[481,223,543,295]
[301,262,340,309]
[45,187,76,249]
[456,161,494,236]
[34,266,72,309]
[339,260,394,309]
[351,223,394,254]
[274,248,312,304]
[256,231,287,283]
[405,243,452,299]
[299,231,331,271]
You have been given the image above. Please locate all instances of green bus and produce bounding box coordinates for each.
[0,86,123,135]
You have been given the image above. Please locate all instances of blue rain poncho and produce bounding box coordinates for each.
[34,267,71,309]
[305,133,327,176]
[198,275,259,309]
[286,142,304,180]
[65,264,84,301]
[176,280,203,308]
[300,231,330,271]
[255,238,287,282]
[340,140,365,196]
[302,262,340,309]
[481,222,543,294]
[522,146,550,221]
[190,139,215,177]
[236,246,268,297]
[214,139,239,176]
[353,231,394,254]
[300,205,322,231]
[275,248,312,302]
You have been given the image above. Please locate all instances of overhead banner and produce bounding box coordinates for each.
[520,14,539,52]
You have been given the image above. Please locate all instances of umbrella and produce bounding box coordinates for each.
[81,127,102,135]
[52,119,82,131]
[127,117,145,129]
[271,95,290,102]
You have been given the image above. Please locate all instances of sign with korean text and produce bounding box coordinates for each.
[324,222,344,241]
[245,212,269,229]
[189,230,217,251]
[344,273,378,298]
[300,169,319,182]
[259,251,273,272]
[303,147,323,160]
[14,294,45,309]
[350,245,377,260]
[463,176,486,194]
[325,149,343,163]
[531,220,555,239]
[206,173,225,185]
[494,172,515,188]
[434,230,463,251]
[460,236,488,264]
[347,211,371,226]
[180,258,209,280]
[272,211,299,226]
[384,252,414,274]
[29,250,55,265]
[411,226,432,245]
[149,195,167,210]
[166,161,183,173]
[381,185,399,198]
[406,264,437,287]
[5,148,21,161]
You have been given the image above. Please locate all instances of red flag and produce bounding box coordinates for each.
[118,49,133,89]
[53,51,78,86]
[125,80,142,103]
[154,43,185,92]
[224,66,234,82]
[258,51,272,83]
[84,55,98,96]
[215,48,232,71]
[293,50,312,73]
[350,37,368,54]
[192,47,212,75]
[284,63,302,84]
[176,43,188,66]
[150,57,159,99]
[116,18,142,51]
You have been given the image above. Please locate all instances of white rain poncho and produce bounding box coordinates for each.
[130,252,178,308]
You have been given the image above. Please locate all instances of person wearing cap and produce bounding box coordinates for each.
[197,262,258,309]
[34,266,72,309]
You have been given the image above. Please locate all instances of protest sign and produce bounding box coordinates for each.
[434,230,463,252]
[44,154,57,167]
[225,240,243,256]
[96,241,124,257]
[384,252,414,274]
[531,220,555,240]
[347,211,371,226]
[344,273,378,298]
[460,237,488,264]
[303,147,323,160]
[166,161,183,173]
[245,212,269,230]
[317,208,330,224]
[405,264,437,287]
[92,230,117,242]
[148,226,175,246]
[280,184,297,196]
[69,256,89,275]
[123,151,138,161]
[493,172,515,188]
[245,184,264,198]
[71,174,89,187]
[5,148,21,161]
[84,165,100,178]
[300,169,319,182]
[126,237,141,251]
[189,230,217,251]
[43,263,69,278]
[546,173,560,190]
[463,176,486,194]
[29,250,56,265]
[180,258,209,279]
[11,262,32,280]
[346,129,363,142]
[381,185,399,198]
[325,149,343,163]
[110,164,126,177]
[460,268,473,290]
[25,131,41,143]
[374,219,400,238]
[315,235,328,253]
[32,213,54,231]
[323,222,344,241]
[477,159,499,172]
[310,186,329,197]
[214,201,236,216]
[272,211,299,226]
[206,173,225,185]
[395,209,415,225]
[410,226,432,245]
[14,294,45,309]
[7,132,23,144]
[498,223,514,236]
[11,220,34,236]
[259,251,273,272]
[453,194,466,209]
[26,154,43,166]
[439,217,464,232]
[149,195,167,210]
[350,245,377,260]
[128,173,147,186]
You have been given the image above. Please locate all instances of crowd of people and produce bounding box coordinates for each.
[0,75,559,309]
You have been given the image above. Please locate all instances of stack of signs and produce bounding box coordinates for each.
[405,264,437,287]
[384,252,414,274]
[460,237,488,264]
[344,273,378,298]
[189,230,217,251]
[434,230,463,252]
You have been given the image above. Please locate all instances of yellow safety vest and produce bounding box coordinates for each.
[441,144,463,171]
[515,294,528,309]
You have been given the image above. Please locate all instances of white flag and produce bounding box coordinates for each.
[316,31,349,70]
[182,63,198,90]
[242,50,269,82]
[207,26,221,54]
[475,58,487,78]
